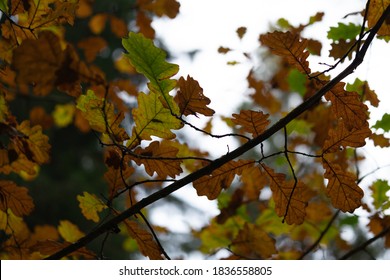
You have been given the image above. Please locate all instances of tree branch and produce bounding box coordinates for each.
[46,4,390,260]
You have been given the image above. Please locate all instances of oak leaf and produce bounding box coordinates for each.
[193,160,251,200]
[77,192,107,223]
[130,91,183,145]
[262,164,307,225]
[174,75,215,117]
[12,31,63,96]
[132,140,183,179]
[0,180,34,217]
[369,179,390,210]
[76,90,129,142]
[322,160,363,212]
[231,223,277,259]
[122,32,179,111]
[33,240,95,259]
[346,78,379,107]
[141,0,180,19]
[124,220,164,260]
[231,110,270,137]
[369,133,390,147]
[367,0,390,38]
[323,120,371,153]
[77,37,108,63]
[324,82,368,130]
[259,31,311,74]
[58,220,84,243]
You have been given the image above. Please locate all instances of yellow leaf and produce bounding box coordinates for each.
[77,192,107,223]
[52,103,75,128]
[58,220,84,243]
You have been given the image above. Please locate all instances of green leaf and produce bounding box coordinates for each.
[287,68,306,96]
[327,23,361,41]
[122,32,179,112]
[370,179,390,210]
[0,0,8,12]
[129,91,183,145]
[373,113,390,132]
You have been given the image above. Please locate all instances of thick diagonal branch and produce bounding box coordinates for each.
[46,4,390,260]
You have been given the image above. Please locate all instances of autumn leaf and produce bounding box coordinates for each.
[12,31,64,96]
[122,32,179,111]
[346,78,379,107]
[52,104,75,128]
[193,160,251,200]
[124,220,164,260]
[33,240,95,259]
[231,223,277,259]
[369,133,390,147]
[322,120,371,153]
[231,110,270,137]
[58,220,84,243]
[324,82,369,130]
[77,37,108,63]
[236,27,247,39]
[329,39,357,60]
[89,13,108,34]
[323,160,363,212]
[76,90,129,141]
[259,31,311,74]
[131,140,183,179]
[104,164,134,199]
[141,0,180,19]
[262,164,307,225]
[174,75,215,117]
[367,0,390,38]
[130,91,183,145]
[77,192,107,223]
[0,180,34,217]
[217,46,231,54]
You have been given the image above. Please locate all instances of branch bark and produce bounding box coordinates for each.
[46,4,390,260]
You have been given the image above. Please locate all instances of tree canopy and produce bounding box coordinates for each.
[0,0,389,260]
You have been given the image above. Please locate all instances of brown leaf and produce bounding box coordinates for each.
[124,220,164,260]
[329,39,356,60]
[367,0,390,37]
[323,120,371,153]
[12,31,64,96]
[0,180,34,217]
[369,133,390,147]
[262,164,307,224]
[236,27,247,39]
[77,37,108,63]
[259,31,311,74]
[104,165,134,199]
[142,0,180,18]
[175,75,215,117]
[193,160,251,200]
[132,141,183,179]
[323,160,363,212]
[325,82,369,130]
[231,223,277,259]
[231,110,270,137]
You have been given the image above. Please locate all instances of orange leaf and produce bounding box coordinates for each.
[323,120,371,153]
[142,0,180,18]
[0,180,34,217]
[193,160,251,200]
[323,160,363,212]
[110,16,128,38]
[231,110,270,137]
[89,13,108,34]
[77,37,108,63]
[132,141,183,179]
[12,31,63,96]
[324,82,368,130]
[262,165,307,224]
[174,75,215,117]
[259,31,311,74]
[124,220,164,260]
[231,223,277,259]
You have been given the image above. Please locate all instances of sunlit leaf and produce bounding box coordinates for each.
[77,192,107,223]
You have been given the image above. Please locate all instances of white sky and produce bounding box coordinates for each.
[148,0,390,257]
